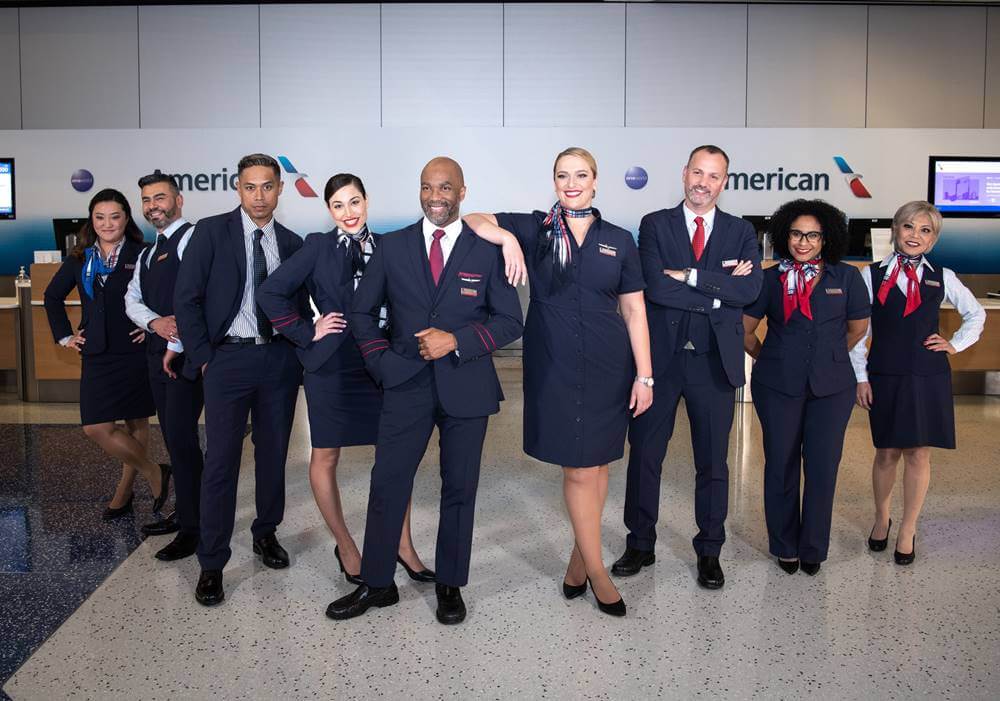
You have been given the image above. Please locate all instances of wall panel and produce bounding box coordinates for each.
[986,7,1000,129]
[0,9,21,129]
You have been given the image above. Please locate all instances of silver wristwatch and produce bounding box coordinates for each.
[636,376,654,387]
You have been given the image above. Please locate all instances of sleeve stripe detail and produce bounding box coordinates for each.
[359,338,390,349]
[269,312,299,323]
[472,322,496,351]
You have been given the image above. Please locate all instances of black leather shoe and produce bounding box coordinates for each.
[697,556,725,589]
[326,583,399,620]
[777,558,800,574]
[151,463,172,513]
[894,534,916,566]
[155,533,198,561]
[610,547,655,577]
[800,561,821,576]
[397,555,435,583]
[141,511,179,536]
[334,546,363,585]
[102,493,134,521]
[435,584,467,624]
[195,569,224,606]
[868,518,892,552]
[587,578,626,617]
[562,579,587,600]
[253,534,290,569]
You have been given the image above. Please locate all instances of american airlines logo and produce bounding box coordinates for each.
[277,156,318,198]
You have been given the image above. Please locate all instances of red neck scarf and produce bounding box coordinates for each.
[778,258,821,323]
[876,254,922,316]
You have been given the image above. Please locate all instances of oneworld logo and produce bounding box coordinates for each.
[624,166,648,190]
[70,169,94,192]
[277,156,318,198]
[832,156,872,198]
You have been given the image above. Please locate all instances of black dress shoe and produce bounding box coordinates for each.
[696,556,725,589]
[195,569,224,606]
[562,579,587,600]
[151,464,172,514]
[777,558,800,574]
[435,584,467,624]
[397,555,435,583]
[141,511,179,536]
[102,493,134,521]
[587,578,626,617]
[334,546,363,585]
[253,534,290,569]
[326,583,399,620]
[800,561,821,576]
[868,518,892,552]
[894,534,916,566]
[611,547,655,577]
[155,533,198,561]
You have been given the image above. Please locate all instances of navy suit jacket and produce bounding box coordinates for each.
[349,220,523,418]
[256,230,359,373]
[639,203,762,387]
[174,206,309,379]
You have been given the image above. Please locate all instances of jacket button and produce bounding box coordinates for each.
[430,312,439,319]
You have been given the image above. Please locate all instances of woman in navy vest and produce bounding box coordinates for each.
[464,147,653,617]
[743,200,870,575]
[44,188,167,520]
[256,174,434,585]
[852,201,985,565]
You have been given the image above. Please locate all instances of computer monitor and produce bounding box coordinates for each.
[0,158,13,220]
[53,218,87,257]
[928,156,1000,217]
[846,218,892,260]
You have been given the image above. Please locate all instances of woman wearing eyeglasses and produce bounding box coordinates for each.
[742,199,870,575]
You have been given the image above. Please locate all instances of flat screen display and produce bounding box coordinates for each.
[0,158,13,219]
[928,156,1000,217]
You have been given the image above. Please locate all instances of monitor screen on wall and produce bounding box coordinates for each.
[0,158,13,219]
[928,156,1000,217]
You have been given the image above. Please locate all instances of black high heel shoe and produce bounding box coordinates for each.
[334,545,363,585]
[894,534,916,566]
[102,493,134,521]
[800,561,821,576]
[151,463,172,513]
[587,578,626,617]
[777,558,799,574]
[562,578,587,599]
[397,555,435,583]
[868,518,892,552]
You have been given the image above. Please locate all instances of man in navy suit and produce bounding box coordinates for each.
[613,145,762,589]
[174,153,310,606]
[327,157,523,624]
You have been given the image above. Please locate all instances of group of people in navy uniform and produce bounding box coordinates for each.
[43,144,985,622]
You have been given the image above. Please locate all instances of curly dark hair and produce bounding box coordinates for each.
[767,198,849,264]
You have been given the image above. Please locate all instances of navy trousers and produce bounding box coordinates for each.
[625,349,734,556]
[752,380,855,563]
[198,340,301,570]
[360,366,488,588]
[147,352,204,537]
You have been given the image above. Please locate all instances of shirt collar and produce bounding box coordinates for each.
[879,252,934,272]
[683,203,716,231]
[422,216,463,240]
[240,207,276,238]
[159,218,188,238]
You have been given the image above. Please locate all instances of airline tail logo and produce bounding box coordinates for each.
[277,156,318,197]
[833,156,872,198]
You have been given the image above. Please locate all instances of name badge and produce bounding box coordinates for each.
[598,243,617,257]
[458,271,483,284]
[156,252,169,262]
[460,287,478,297]
[924,279,941,287]
[825,288,843,295]
[124,263,136,270]
[722,259,738,268]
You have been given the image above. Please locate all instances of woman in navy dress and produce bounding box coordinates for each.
[44,188,167,520]
[257,174,433,584]
[743,200,870,575]
[851,201,985,565]
[466,147,653,616]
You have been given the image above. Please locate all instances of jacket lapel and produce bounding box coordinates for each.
[701,209,729,266]
[407,222,435,303]
[229,207,247,294]
[432,226,476,305]
[666,206,693,266]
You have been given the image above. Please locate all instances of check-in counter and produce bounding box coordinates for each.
[0,296,20,393]
[22,263,82,402]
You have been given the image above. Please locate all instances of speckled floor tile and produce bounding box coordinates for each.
[2,377,999,700]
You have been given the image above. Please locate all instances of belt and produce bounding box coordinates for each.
[223,335,272,345]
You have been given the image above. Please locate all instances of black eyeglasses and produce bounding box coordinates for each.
[789,230,822,243]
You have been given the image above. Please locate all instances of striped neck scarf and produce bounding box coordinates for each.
[877,253,923,316]
[82,241,122,299]
[778,257,821,322]
[337,225,374,278]
[542,202,593,272]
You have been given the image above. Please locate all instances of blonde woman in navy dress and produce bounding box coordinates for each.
[465,147,653,617]
[257,174,433,584]
[851,201,985,565]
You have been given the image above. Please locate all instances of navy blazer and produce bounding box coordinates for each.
[639,203,762,387]
[174,206,309,379]
[256,230,360,373]
[746,262,870,397]
[44,238,148,356]
[349,220,523,419]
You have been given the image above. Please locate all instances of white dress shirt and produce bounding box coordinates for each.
[681,203,720,307]
[849,254,986,382]
[125,218,192,353]
[227,208,282,339]
[421,216,462,265]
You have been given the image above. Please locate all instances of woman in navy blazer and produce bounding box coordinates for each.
[743,199,870,575]
[256,174,433,584]
[44,188,167,519]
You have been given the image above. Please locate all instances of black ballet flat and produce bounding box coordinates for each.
[397,555,435,583]
[151,463,172,513]
[777,558,800,574]
[562,579,587,600]
[894,534,916,566]
[334,545,363,585]
[587,578,626,617]
[868,518,892,552]
[800,561,821,576]
[102,493,134,521]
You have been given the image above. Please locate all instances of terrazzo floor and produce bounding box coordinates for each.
[2,370,999,700]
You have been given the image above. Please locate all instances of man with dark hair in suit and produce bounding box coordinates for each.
[125,171,203,560]
[175,153,310,606]
[613,145,762,590]
[327,157,523,625]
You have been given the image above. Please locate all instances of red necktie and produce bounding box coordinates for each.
[692,216,705,261]
[876,256,922,316]
[429,229,445,285]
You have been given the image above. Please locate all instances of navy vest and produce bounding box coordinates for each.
[675,232,715,355]
[868,262,949,376]
[140,223,192,355]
